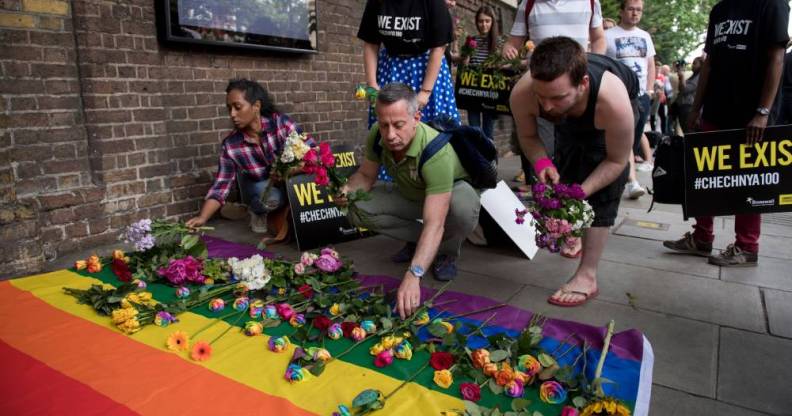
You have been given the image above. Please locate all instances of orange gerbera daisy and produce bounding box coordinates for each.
[190,340,213,362]
[166,330,189,351]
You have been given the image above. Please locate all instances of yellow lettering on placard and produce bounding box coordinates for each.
[460,70,479,87]
[779,140,792,166]
[694,145,731,171]
[739,140,792,168]
[335,152,357,168]
[293,182,328,206]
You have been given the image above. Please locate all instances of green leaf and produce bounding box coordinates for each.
[308,361,325,376]
[488,378,504,395]
[572,396,588,408]
[537,353,556,368]
[511,398,530,411]
[489,349,510,362]
[463,401,482,416]
[428,322,449,338]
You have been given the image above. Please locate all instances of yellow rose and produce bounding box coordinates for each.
[111,309,130,324]
[74,260,87,270]
[355,85,367,100]
[112,249,126,261]
[381,335,403,350]
[369,343,385,356]
[433,369,453,389]
[329,303,342,316]
[121,299,132,309]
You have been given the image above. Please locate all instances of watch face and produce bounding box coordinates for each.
[410,265,425,277]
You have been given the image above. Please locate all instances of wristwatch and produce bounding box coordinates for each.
[408,264,425,279]
[756,107,771,116]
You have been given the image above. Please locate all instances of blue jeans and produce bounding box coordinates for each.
[238,176,286,215]
[467,110,497,140]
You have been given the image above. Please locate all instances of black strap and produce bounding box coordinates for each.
[417,132,451,180]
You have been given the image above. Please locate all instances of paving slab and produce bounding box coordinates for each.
[721,255,792,292]
[604,234,720,279]
[764,289,792,339]
[594,261,766,332]
[509,287,720,397]
[457,244,578,289]
[651,385,770,416]
[718,328,792,415]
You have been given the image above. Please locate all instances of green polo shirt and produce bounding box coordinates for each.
[365,122,469,201]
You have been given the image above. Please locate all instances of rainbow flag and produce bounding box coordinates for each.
[0,237,653,415]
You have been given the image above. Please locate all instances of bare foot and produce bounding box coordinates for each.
[560,237,582,258]
[548,274,598,307]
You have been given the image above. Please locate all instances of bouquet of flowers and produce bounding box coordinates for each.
[460,35,478,58]
[260,130,313,205]
[516,183,593,253]
[228,254,271,291]
[302,141,370,214]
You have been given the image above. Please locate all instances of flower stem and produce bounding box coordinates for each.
[594,320,615,380]
[206,307,250,346]
[189,308,243,340]
[383,360,431,401]
[445,304,506,321]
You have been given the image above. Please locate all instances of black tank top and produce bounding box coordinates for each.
[549,53,639,147]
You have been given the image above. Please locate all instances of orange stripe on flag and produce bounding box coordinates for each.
[0,281,316,416]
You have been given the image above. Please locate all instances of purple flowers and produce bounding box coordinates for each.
[123,219,156,251]
[315,248,343,273]
[157,256,205,285]
[521,181,594,254]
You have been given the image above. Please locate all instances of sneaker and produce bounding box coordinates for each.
[662,232,713,257]
[390,242,416,263]
[626,181,646,199]
[708,244,758,267]
[249,212,268,234]
[636,163,654,172]
[220,202,248,220]
[432,254,458,281]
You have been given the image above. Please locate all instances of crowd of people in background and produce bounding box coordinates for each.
[191,0,790,316]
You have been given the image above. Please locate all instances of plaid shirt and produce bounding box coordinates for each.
[206,113,311,204]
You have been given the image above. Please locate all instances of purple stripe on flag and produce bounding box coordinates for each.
[205,236,645,362]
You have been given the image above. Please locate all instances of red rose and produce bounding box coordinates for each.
[341,321,360,339]
[312,315,332,331]
[429,351,455,370]
[298,284,314,299]
[111,258,132,282]
[459,382,481,402]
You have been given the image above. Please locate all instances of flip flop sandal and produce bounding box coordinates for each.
[547,288,599,307]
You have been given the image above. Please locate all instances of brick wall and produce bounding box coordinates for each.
[0,0,517,278]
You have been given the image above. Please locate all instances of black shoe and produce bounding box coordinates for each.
[432,254,458,281]
[662,232,712,257]
[390,242,416,263]
[708,244,758,267]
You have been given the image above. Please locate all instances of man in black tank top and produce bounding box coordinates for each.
[510,36,638,307]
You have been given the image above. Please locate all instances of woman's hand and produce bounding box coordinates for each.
[186,216,207,229]
[417,90,431,109]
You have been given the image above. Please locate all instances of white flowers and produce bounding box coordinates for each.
[227,254,271,290]
[280,131,311,164]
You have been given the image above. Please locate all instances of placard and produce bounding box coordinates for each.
[454,67,515,115]
[480,181,538,259]
[683,125,792,217]
[286,145,369,251]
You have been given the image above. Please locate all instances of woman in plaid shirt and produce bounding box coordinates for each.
[186,79,307,233]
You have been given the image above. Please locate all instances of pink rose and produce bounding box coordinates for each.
[315,169,329,186]
[315,253,342,272]
[294,263,306,275]
[374,349,394,368]
[459,382,481,402]
[303,149,318,164]
[320,247,340,259]
[321,152,335,168]
[276,303,295,320]
[561,406,579,416]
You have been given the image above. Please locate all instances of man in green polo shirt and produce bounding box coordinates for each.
[337,83,481,318]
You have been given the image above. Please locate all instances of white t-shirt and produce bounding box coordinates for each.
[510,0,603,49]
[605,25,656,94]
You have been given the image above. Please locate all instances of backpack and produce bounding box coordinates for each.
[374,120,498,190]
[649,135,685,211]
[525,0,596,31]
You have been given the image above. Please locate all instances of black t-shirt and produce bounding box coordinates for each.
[357,0,453,57]
[702,0,789,128]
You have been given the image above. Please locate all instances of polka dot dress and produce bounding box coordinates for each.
[370,48,461,181]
